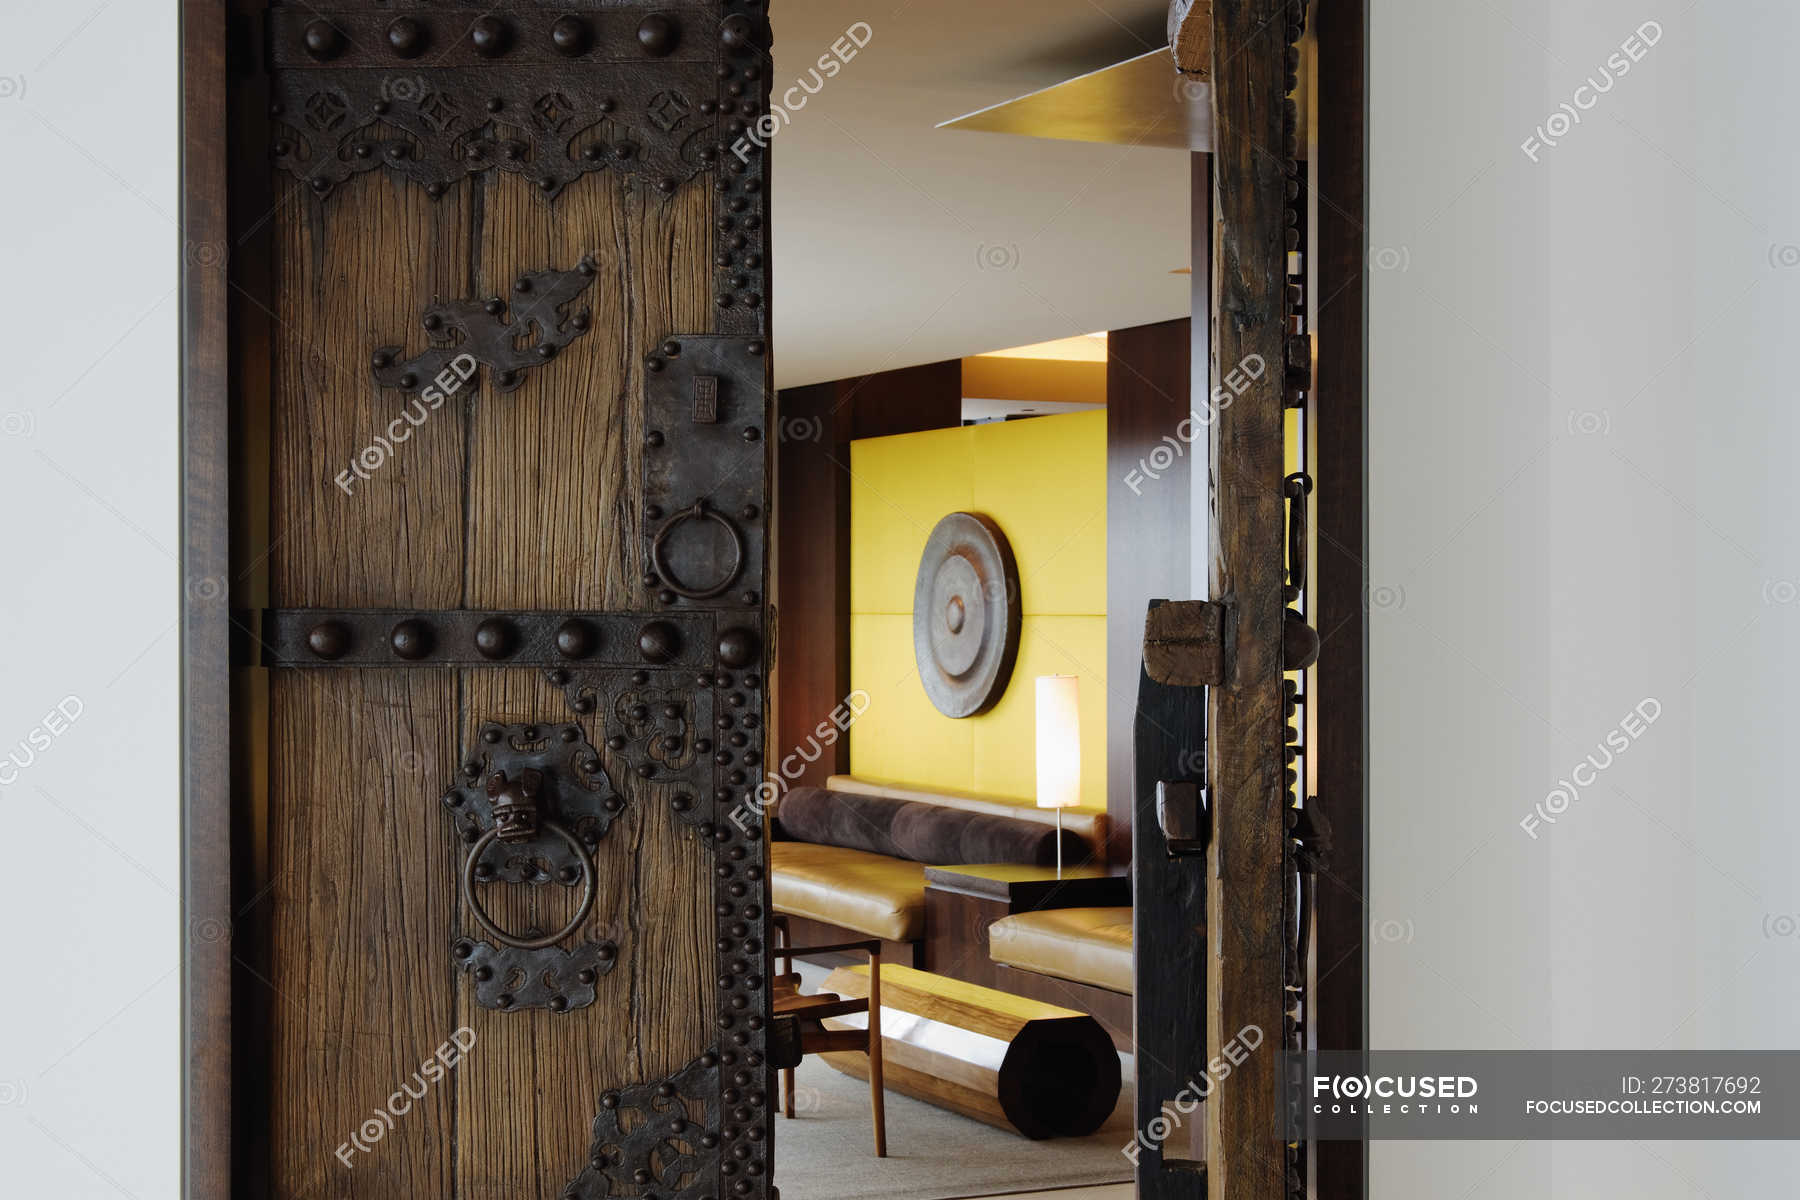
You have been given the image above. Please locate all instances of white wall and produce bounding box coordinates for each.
[0,5,180,1197]
[1371,0,1800,1193]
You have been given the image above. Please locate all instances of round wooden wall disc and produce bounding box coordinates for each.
[912,512,1021,718]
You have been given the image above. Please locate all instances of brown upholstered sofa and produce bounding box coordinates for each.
[768,776,1109,960]
[989,907,1134,994]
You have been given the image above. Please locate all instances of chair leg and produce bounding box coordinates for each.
[867,949,886,1157]
[782,1065,795,1119]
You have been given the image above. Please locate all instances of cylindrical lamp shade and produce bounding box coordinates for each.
[1035,675,1081,810]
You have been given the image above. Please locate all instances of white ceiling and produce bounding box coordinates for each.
[767,0,1194,388]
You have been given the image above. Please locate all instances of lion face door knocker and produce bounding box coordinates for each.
[443,721,624,1013]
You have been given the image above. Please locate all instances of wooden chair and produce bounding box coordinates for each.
[771,915,887,1156]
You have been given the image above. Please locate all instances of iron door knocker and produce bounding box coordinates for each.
[460,768,597,950]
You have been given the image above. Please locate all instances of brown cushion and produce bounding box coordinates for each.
[989,907,1134,994]
[769,841,926,941]
[775,786,1086,866]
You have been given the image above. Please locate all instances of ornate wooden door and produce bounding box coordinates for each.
[202,4,777,1197]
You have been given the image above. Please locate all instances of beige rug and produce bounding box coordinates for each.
[769,1052,1135,1200]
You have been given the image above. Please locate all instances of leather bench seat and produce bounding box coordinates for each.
[988,906,1133,995]
[769,841,927,942]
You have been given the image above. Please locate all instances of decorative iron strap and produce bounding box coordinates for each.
[258,607,758,671]
[267,8,726,200]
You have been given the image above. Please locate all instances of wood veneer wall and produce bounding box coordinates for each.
[772,361,960,793]
[1105,319,1194,865]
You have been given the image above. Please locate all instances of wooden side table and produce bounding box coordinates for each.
[921,863,1130,988]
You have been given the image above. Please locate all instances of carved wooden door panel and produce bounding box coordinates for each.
[229,4,775,1197]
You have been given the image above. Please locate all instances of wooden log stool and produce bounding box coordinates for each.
[816,963,1120,1139]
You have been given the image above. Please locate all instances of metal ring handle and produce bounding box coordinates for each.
[650,500,744,599]
[460,819,596,950]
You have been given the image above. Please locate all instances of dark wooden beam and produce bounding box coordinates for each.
[1311,0,1369,1195]
[1132,633,1211,1196]
[1205,0,1295,1195]
[1143,600,1226,686]
[1105,318,1192,865]
[772,362,959,792]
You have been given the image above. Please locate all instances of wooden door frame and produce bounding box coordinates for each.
[1311,0,1368,1195]
[182,3,1367,1197]
[180,2,233,1196]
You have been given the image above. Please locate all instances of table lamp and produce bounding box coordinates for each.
[1035,674,1080,879]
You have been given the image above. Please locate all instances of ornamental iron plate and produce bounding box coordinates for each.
[372,259,599,397]
[641,336,769,609]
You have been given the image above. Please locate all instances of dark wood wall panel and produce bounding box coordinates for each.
[1312,0,1368,1195]
[270,176,473,609]
[1105,318,1192,865]
[265,670,459,1198]
[772,361,959,791]
[466,173,712,611]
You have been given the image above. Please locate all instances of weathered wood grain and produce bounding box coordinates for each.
[466,171,712,612]
[1170,0,1216,77]
[1143,598,1226,686]
[265,669,459,1198]
[271,173,472,609]
[455,667,715,1200]
[1206,0,1294,1196]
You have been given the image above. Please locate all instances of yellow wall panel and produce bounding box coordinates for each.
[849,427,975,614]
[848,614,973,792]
[969,410,1108,616]
[969,615,1110,805]
[848,412,1107,813]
